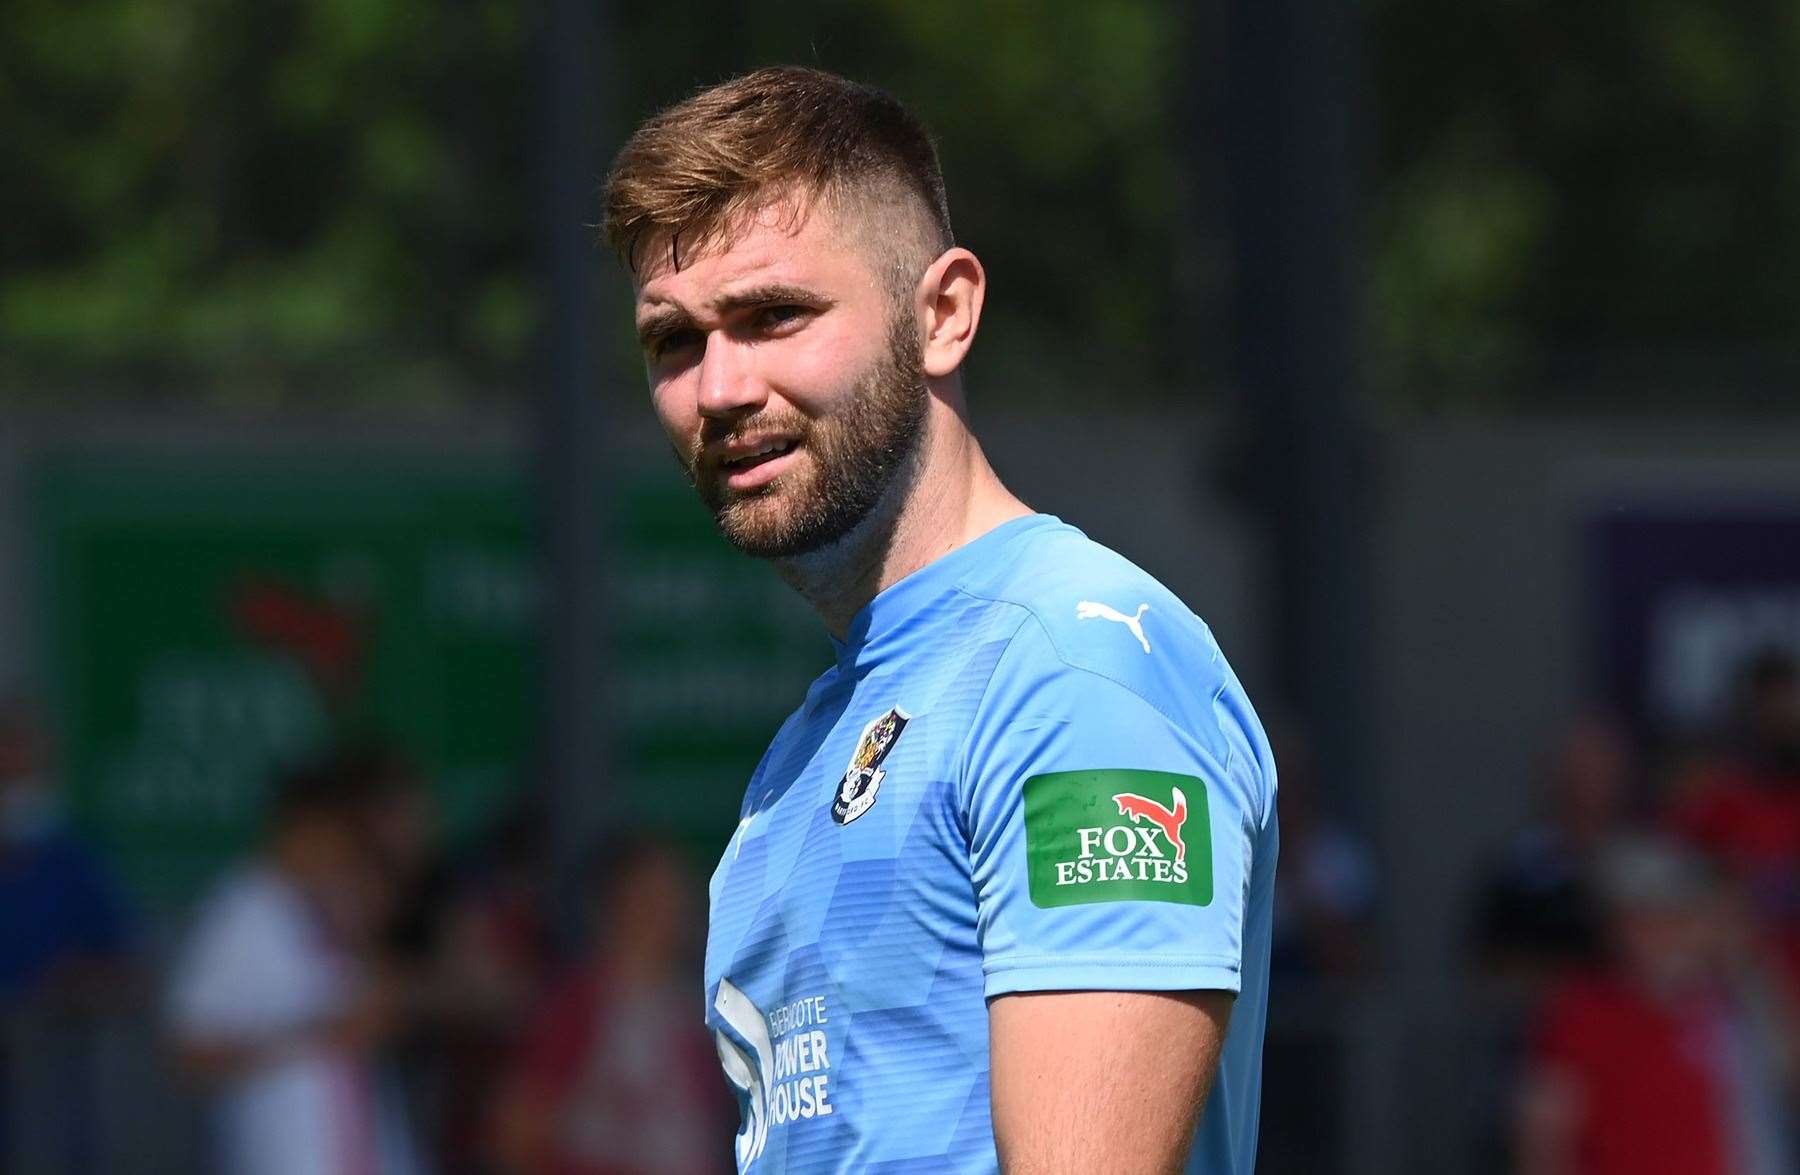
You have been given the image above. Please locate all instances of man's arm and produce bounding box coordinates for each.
[989,988,1233,1174]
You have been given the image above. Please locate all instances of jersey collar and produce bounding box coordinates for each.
[830,512,1060,670]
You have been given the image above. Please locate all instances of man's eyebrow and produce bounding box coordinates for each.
[635,284,830,348]
[635,304,695,347]
[709,283,832,316]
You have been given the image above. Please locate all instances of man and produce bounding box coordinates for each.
[0,694,134,1167]
[0,694,133,1002]
[1668,650,1800,995]
[1518,835,1796,1175]
[167,752,423,1175]
[602,67,1278,1174]
[1473,717,1632,985]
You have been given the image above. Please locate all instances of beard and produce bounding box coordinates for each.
[684,310,929,559]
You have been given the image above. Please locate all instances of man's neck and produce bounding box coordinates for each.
[774,396,1030,640]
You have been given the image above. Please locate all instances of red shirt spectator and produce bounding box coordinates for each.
[498,964,731,1175]
[1529,972,1737,1175]
[1517,834,1796,1175]
[1669,764,1800,990]
[1668,649,1800,991]
[490,834,733,1175]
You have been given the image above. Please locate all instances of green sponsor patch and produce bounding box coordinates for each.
[1023,769,1212,908]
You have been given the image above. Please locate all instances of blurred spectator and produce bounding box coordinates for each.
[1268,722,1376,983]
[167,751,424,1175]
[1260,722,1376,1174]
[1668,650,1800,994]
[1517,835,1796,1175]
[490,831,732,1175]
[356,746,438,918]
[342,744,491,1173]
[1474,717,1633,988]
[401,801,552,1174]
[0,694,135,1169]
[0,694,134,1003]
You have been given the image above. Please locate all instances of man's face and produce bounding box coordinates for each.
[633,199,928,558]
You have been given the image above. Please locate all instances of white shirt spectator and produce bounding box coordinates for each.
[168,865,422,1175]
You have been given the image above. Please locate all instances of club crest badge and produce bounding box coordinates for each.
[830,707,910,825]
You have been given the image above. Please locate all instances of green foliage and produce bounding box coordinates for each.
[1369,0,1800,406]
[1,0,532,404]
[4,0,1793,408]
[2,0,1195,406]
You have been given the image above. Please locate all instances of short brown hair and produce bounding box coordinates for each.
[602,67,954,290]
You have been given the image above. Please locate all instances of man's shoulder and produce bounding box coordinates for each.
[961,521,1272,809]
[964,520,1225,698]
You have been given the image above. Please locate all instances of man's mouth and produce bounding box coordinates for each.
[718,437,799,472]
[714,436,802,493]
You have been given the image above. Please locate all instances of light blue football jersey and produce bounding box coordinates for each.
[704,513,1278,1173]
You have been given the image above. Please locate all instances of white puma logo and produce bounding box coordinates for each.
[1076,600,1151,653]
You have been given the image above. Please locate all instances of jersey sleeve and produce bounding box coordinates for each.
[958,616,1271,999]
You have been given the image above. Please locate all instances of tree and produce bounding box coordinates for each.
[1369,0,1800,408]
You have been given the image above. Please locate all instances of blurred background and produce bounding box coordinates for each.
[3,1,1800,1172]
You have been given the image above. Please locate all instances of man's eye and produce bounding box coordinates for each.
[651,328,702,358]
[757,305,810,330]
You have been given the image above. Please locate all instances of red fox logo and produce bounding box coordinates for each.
[1113,787,1188,864]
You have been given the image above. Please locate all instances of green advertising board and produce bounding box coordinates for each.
[34,452,826,910]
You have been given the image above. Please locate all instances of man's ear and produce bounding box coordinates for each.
[917,248,986,380]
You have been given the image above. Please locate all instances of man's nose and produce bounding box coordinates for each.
[695,334,767,419]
